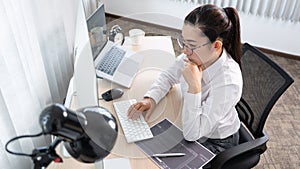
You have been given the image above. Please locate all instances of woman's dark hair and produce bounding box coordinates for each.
[184,4,242,66]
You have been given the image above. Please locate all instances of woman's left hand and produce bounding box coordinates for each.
[181,58,202,94]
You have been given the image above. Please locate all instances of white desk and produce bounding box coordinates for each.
[49,36,183,169]
[124,36,177,72]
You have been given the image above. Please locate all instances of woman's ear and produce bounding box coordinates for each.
[214,40,223,50]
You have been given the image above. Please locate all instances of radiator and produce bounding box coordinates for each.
[173,0,300,22]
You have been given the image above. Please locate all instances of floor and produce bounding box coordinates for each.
[106,15,300,169]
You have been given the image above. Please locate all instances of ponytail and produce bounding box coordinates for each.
[223,7,242,67]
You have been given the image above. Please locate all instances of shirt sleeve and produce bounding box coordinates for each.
[144,54,185,104]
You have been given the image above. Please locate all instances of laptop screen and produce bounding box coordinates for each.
[86,3,107,60]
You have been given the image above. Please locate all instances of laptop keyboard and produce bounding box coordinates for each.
[96,46,126,76]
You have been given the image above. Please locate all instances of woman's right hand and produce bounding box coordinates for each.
[181,58,202,94]
[127,97,156,121]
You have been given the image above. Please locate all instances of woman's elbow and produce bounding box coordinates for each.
[183,130,200,141]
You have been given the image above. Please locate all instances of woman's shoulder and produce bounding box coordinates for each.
[218,50,243,83]
[223,50,241,71]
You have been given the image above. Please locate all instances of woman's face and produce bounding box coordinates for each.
[181,24,218,69]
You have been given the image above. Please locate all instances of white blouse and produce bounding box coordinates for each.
[144,49,243,141]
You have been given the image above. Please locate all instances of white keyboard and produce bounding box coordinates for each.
[113,99,153,143]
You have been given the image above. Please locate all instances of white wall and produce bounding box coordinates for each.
[103,0,300,56]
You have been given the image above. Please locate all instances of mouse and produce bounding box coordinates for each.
[101,88,124,101]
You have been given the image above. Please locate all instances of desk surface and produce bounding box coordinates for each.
[49,36,183,169]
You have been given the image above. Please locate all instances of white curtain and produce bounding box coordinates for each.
[0,0,82,168]
[82,0,100,18]
[175,0,300,22]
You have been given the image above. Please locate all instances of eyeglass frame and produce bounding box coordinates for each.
[176,33,210,55]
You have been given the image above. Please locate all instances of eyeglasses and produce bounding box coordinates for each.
[176,33,210,55]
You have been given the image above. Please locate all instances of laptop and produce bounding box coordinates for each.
[86,3,142,88]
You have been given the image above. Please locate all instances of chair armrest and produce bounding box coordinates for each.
[211,131,269,169]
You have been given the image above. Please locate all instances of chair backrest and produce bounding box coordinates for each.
[236,43,294,138]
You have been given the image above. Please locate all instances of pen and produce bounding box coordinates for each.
[152,153,186,157]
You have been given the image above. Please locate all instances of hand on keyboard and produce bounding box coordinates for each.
[113,99,154,143]
[127,97,156,121]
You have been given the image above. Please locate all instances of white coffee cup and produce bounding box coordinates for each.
[129,29,145,45]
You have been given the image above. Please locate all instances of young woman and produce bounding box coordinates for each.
[128,4,243,154]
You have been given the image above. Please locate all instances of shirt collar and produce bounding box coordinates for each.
[202,48,227,84]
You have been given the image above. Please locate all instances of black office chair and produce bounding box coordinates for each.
[208,43,294,169]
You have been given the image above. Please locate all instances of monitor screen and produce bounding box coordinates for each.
[73,0,98,108]
[86,3,107,60]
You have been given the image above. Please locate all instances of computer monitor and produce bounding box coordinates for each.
[86,3,107,60]
[73,0,98,108]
